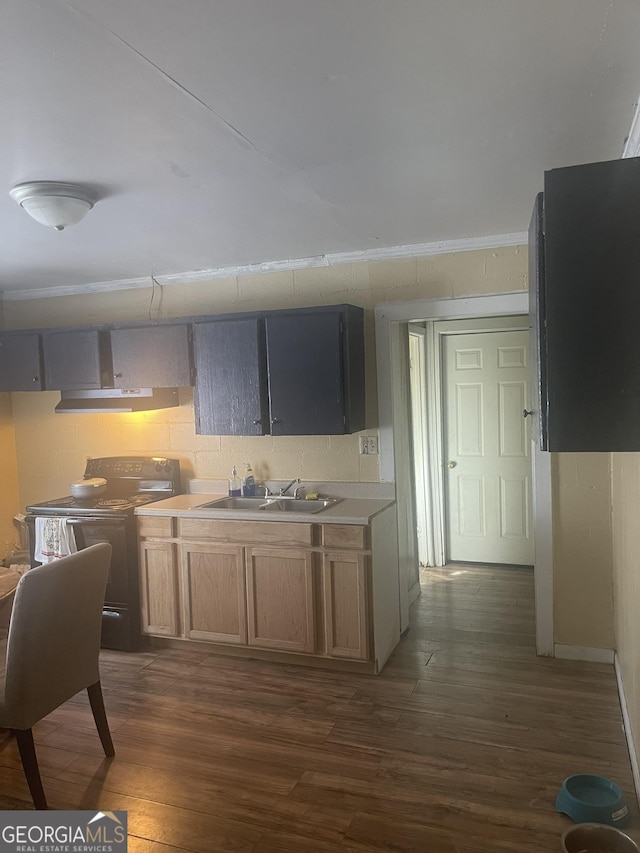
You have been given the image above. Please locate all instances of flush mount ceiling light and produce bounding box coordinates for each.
[9,181,98,231]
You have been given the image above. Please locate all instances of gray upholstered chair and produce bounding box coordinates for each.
[0,542,115,809]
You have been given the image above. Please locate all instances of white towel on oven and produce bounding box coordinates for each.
[33,517,78,564]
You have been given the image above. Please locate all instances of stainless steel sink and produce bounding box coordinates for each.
[200,497,267,510]
[199,496,340,514]
[260,498,340,513]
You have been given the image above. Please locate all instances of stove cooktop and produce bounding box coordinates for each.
[26,456,181,517]
[26,493,167,515]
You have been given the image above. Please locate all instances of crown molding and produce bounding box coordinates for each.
[1,231,527,302]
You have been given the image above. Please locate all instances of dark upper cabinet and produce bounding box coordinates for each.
[110,325,193,388]
[531,156,640,451]
[264,304,365,435]
[266,309,347,435]
[193,305,365,436]
[193,316,267,436]
[0,333,44,391]
[43,324,193,391]
[43,329,111,390]
[8,304,365,434]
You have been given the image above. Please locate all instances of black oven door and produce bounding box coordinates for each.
[67,517,131,605]
[27,513,143,652]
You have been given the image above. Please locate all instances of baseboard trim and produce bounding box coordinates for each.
[408,580,421,606]
[554,643,615,664]
[615,654,640,809]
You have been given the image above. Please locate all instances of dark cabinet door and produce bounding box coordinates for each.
[193,317,267,435]
[528,193,547,450]
[0,333,44,391]
[539,156,640,451]
[43,329,111,390]
[265,310,345,435]
[111,325,193,388]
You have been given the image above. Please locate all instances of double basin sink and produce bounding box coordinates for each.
[200,496,341,514]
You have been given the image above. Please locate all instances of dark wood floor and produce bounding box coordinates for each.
[1,563,637,852]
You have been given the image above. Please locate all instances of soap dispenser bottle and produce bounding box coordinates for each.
[228,466,242,497]
[242,463,256,497]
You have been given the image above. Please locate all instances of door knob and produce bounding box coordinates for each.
[447,461,457,469]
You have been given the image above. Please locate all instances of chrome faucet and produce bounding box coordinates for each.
[279,478,304,498]
[256,483,272,497]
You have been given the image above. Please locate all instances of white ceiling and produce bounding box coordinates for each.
[2,1,640,300]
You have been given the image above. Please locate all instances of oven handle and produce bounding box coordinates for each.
[65,517,125,526]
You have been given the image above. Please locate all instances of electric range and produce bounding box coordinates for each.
[26,456,181,651]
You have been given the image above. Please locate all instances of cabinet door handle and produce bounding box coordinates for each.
[32,376,39,382]
[252,419,262,426]
[447,460,457,469]
[523,409,534,418]
[114,372,123,379]
[271,417,280,425]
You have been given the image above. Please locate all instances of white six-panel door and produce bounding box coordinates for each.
[443,329,533,565]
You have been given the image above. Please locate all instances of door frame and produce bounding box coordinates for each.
[375,292,553,657]
[408,325,432,569]
[434,315,531,566]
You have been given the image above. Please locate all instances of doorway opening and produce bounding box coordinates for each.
[409,315,533,571]
[375,292,553,656]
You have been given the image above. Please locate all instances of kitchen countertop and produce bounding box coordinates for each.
[135,493,395,525]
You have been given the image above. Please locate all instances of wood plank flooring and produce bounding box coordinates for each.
[1,563,637,851]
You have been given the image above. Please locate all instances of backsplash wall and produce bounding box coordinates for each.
[10,388,380,508]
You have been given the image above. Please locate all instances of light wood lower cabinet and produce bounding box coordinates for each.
[137,514,399,668]
[139,540,180,637]
[322,551,369,660]
[181,543,247,644]
[246,548,316,653]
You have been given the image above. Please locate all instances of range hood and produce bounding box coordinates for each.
[55,388,180,414]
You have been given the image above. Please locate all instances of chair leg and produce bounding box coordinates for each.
[13,728,48,810]
[87,681,115,757]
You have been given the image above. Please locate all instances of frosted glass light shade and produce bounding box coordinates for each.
[9,182,97,231]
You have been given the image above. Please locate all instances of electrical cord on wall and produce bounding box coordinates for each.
[148,274,163,320]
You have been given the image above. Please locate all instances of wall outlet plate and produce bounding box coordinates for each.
[359,435,379,455]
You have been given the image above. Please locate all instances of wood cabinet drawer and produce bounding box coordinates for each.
[138,516,174,538]
[178,518,314,547]
[322,524,369,550]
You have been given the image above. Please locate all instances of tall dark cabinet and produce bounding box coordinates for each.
[528,193,547,450]
[530,156,640,452]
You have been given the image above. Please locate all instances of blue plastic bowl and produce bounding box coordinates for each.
[556,774,629,827]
